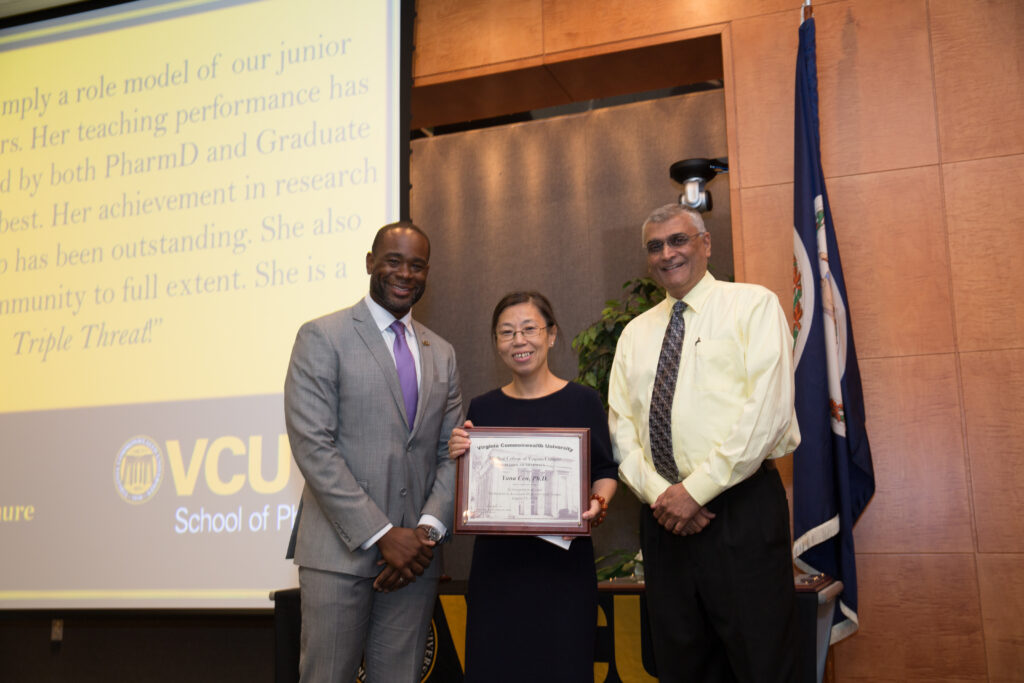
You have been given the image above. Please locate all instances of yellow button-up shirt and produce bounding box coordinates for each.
[608,271,800,505]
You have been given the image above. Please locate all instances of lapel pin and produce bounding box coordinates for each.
[422,339,430,346]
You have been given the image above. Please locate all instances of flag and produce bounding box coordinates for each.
[791,13,876,644]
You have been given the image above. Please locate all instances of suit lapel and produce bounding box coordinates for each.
[352,301,411,430]
[412,320,435,438]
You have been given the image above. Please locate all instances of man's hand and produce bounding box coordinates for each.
[652,483,715,535]
[680,506,716,535]
[374,527,434,591]
[373,564,406,593]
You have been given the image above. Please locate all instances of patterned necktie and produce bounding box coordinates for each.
[389,320,418,429]
[649,300,687,483]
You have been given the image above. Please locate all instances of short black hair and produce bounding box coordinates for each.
[370,221,431,258]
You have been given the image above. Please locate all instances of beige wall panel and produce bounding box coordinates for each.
[854,356,972,553]
[733,0,938,189]
[825,167,954,358]
[943,154,1024,352]
[738,184,793,319]
[413,0,544,77]
[740,168,955,360]
[930,0,1024,163]
[541,0,792,54]
[960,349,1024,554]
[811,0,938,176]
[832,553,986,681]
[731,10,797,190]
[977,553,1024,682]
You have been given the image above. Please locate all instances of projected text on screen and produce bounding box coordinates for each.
[1,0,397,412]
[0,0,404,609]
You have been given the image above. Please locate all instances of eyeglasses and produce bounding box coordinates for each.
[496,325,548,342]
[645,231,705,254]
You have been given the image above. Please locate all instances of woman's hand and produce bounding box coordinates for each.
[581,496,604,522]
[582,478,617,526]
[447,420,474,459]
[563,495,605,540]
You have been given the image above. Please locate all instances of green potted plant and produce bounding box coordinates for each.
[572,277,665,408]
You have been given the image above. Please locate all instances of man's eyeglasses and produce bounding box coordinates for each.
[496,326,548,342]
[645,232,705,254]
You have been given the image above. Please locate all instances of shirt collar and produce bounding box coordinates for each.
[364,294,414,333]
[665,270,716,314]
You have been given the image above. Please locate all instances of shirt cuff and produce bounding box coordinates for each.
[360,523,393,550]
[617,448,671,505]
[417,514,447,538]
[681,468,725,507]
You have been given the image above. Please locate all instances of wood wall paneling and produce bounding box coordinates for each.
[543,35,724,102]
[731,10,797,190]
[721,24,746,275]
[930,0,1024,163]
[541,0,794,54]
[737,183,793,309]
[811,0,939,177]
[824,167,954,359]
[412,37,726,131]
[732,0,939,190]
[411,64,569,129]
[831,553,987,681]
[412,0,544,77]
[728,181,747,280]
[977,553,1024,681]
[960,349,1024,554]
[943,154,1024,352]
[733,172,953,357]
[855,356,972,554]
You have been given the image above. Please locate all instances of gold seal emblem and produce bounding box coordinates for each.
[355,619,437,682]
[114,436,163,504]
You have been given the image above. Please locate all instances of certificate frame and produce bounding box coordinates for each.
[454,427,590,536]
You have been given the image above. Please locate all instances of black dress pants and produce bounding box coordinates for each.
[641,465,797,683]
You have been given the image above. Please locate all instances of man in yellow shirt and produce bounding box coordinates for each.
[608,203,800,682]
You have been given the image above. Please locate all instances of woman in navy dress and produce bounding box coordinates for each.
[448,291,618,683]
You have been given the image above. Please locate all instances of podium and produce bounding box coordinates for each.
[795,574,843,683]
[272,573,841,683]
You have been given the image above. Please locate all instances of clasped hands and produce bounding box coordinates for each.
[652,483,715,536]
[373,525,437,593]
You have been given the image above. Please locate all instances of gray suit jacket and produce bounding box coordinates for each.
[283,299,463,578]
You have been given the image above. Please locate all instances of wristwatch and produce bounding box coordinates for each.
[420,525,444,543]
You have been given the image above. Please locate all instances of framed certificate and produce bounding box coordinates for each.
[454,427,590,536]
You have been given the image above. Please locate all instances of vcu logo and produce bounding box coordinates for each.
[114,436,164,504]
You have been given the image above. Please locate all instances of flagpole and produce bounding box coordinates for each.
[791,0,876,646]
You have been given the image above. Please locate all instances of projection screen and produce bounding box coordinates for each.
[0,0,407,608]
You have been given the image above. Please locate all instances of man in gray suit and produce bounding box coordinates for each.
[284,221,463,682]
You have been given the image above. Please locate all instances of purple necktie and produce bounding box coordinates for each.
[390,320,418,429]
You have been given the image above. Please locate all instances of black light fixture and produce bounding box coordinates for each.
[670,157,728,213]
